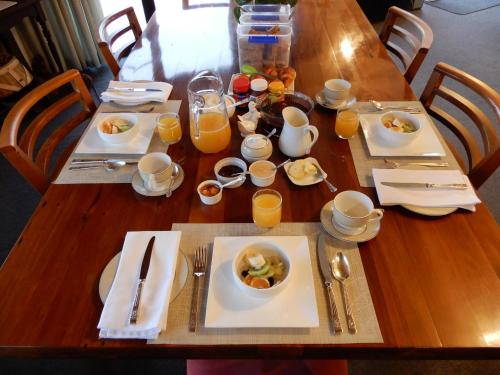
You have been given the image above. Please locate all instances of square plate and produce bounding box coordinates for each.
[205,236,319,328]
[74,113,159,156]
[283,157,326,186]
[359,113,446,156]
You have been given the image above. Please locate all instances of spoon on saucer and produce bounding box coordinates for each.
[165,164,180,198]
[69,159,127,172]
[332,252,356,334]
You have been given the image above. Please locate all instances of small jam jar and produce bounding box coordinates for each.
[250,78,268,106]
[241,134,273,162]
[268,80,285,104]
[233,74,251,108]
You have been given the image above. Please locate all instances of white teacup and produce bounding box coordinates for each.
[138,152,173,192]
[324,79,351,103]
[332,191,383,235]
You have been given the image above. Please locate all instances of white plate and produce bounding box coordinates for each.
[104,80,172,106]
[402,204,457,216]
[205,236,319,328]
[131,163,184,196]
[283,157,326,186]
[320,200,380,243]
[74,113,159,155]
[315,91,356,110]
[359,113,446,157]
[98,250,188,304]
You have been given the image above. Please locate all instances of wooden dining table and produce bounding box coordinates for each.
[0,0,499,359]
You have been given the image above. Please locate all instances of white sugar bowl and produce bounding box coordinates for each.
[241,134,273,162]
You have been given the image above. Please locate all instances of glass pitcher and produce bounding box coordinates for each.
[188,70,231,154]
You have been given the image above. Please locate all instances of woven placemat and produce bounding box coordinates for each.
[53,101,181,185]
[348,101,462,187]
[151,222,383,345]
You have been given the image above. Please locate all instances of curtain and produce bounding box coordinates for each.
[10,0,104,72]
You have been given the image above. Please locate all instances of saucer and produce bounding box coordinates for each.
[98,250,189,304]
[320,200,380,243]
[333,221,366,236]
[315,91,357,110]
[402,204,458,216]
[132,163,184,196]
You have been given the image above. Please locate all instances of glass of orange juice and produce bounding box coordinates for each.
[335,108,359,139]
[157,113,182,144]
[252,189,282,229]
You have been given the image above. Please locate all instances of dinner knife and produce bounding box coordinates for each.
[106,87,163,92]
[317,234,343,334]
[381,182,468,190]
[129,236,156,325]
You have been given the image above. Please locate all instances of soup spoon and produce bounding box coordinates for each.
[69,159,127,172]
[369,100,420,113]
[332,252,356,334]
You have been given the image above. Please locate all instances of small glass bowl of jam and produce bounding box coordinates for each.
[259,92,314,128]
[214,157,248,188]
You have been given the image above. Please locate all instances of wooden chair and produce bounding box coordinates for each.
[420,62,500,188]
[97,7,142,77]
[379,6,433,84]
[0,69,96,194]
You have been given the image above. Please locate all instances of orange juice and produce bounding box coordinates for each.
[252,190,282,228]
[158,116,182,144]
[335,109,359,139]
[190,112,231,153]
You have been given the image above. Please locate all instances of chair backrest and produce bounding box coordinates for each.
[0,69,96,194]
[379,6,433,84]
[420,62,500,188]
[97,7,142,77]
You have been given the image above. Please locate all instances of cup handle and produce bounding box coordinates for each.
[304,125,319,154]
[368,209,384,222]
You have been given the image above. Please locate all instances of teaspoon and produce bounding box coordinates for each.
[369,100,420,113]
[69,159,127,172]
[332,252,357,333]
[165,164,180,198]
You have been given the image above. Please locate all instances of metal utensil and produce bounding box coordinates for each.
[274,158,291,170]
[165,164,180,198]
[189,245,208,332]
[332,252,357,334]
[129,236,156,324]
[69,159,128,172]
[369,100,421,113]
[317,234,342,334]
[312,162,337,192]
[384,159,449,169]
[107,87,163,92]
[100,106,156,114]
[381,181,467,190]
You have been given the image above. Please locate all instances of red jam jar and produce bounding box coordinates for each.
[232,74,251,107]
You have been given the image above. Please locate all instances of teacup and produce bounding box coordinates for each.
[332,191,383,235]
[324,79,351,103]
[138,152,173,192]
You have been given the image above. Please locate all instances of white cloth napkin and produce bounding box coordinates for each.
[100,81,173,104]
[98,231,181,339]
[372,168,481,211]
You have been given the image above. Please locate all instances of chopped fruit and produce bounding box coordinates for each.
[243,274,254,286]
[250,277,270,289]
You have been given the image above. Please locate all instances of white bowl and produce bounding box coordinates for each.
[232,242,292,298]
[97,114,139,144]
[214,157,247,188]
[225,95,236,118]
[249,160,276,187]
[378,111,422,146]
[197,180,222,205]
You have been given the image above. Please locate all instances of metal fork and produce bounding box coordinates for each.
[384,159,449,169]
[189,246,208,332]
[312,163,338,192]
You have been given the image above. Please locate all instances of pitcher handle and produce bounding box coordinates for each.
[304,125,319,154]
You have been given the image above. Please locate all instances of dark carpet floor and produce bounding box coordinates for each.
[0,2,499,374]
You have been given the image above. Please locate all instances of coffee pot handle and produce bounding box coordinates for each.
[304,125,319,154]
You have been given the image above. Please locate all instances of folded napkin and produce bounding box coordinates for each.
[100,81,173,104]
[98,231,181,339]
[372,168,481,211]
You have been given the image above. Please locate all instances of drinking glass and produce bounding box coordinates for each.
[335,108,359,139]
[157,113,182,144]
[252,189,282,228]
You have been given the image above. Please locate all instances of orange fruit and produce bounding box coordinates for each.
[250,277,270,289]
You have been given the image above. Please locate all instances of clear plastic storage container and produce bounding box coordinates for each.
[239,12,291,25]
[237,23,292,72]
[241,4,292,17]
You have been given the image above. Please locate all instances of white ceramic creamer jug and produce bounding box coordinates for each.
[278,107,319,157]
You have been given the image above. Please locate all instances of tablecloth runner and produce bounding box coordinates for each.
[53,101,181,185]
[150,222,383,345]
[348,101,462,187]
